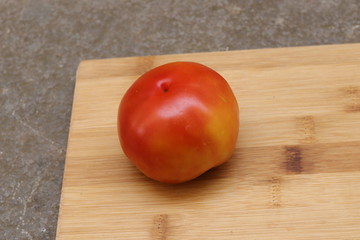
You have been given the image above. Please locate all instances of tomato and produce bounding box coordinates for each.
[118,62,239,184]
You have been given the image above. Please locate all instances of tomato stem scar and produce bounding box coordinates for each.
[160,81,170,93]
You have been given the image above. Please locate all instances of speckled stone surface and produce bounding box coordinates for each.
[0,0,359,239]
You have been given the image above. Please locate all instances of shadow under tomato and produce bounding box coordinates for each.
[143,157,239,203]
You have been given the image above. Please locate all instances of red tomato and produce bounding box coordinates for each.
[118,62,239,184]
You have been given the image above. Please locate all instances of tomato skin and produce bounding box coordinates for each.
[118,62,239,184]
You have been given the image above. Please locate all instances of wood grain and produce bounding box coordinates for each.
[56,44,360,240]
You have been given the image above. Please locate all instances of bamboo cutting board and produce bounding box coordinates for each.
[56,44,360,240]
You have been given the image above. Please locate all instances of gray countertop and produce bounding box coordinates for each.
[1,1,359,239]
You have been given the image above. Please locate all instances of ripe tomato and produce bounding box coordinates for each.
[118,62,239,184]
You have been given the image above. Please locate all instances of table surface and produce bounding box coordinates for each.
[1,1,360,239]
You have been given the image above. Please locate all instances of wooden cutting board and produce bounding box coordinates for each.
[56,44,360,240]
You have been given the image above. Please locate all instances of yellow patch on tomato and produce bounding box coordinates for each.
[205,106,237,165]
